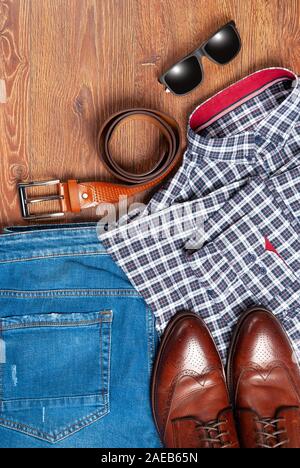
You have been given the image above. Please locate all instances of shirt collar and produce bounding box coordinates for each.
[187,68,300,161]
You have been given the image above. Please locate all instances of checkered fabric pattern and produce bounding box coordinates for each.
[100,68,300,360]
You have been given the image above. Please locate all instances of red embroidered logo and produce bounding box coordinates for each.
[264,237,284,263]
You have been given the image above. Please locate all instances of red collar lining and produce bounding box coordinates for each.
[190,69,296,132]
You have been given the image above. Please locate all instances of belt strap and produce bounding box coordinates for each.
[18,108,182,220]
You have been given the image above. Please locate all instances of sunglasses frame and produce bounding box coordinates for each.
[159,21,242,96]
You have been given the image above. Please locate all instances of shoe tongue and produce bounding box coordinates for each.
[172,417,226,448]
[171,418,205,448]
[238,407,300,448]
[237,409,262,448]
[171,411,235,449]
[276,406,300,448]
[238,409,282,448]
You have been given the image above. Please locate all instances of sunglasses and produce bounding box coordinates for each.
[159,21,241,96]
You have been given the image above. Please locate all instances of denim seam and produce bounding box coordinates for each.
[0,289,141,298]
[147,308,151,376]
[0,405,109,443]
[99,319,113,400]
[147,307,155,376]
[100,319,103,395]
[107,317,112,407]
[1,226,98,237]
[0,251,108,264]
[2,393,108,404]
[2,317,112,331]
[0,319,3,407]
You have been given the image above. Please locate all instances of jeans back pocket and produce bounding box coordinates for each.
[0,310,112,443]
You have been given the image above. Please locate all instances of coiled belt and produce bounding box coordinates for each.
[18,108,182,220]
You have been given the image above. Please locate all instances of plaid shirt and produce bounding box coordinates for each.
[101,68,300,360]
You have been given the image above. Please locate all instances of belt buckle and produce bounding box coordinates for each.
[18,180,65,220]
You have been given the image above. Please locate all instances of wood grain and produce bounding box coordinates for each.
[0,0,299,228]
[0,0,30,227]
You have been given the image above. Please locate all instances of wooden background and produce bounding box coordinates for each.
[0,0,299,228]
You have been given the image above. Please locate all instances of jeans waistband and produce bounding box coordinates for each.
[0,223,105,263]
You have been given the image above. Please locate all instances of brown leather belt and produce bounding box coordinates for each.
[18,108,182,220]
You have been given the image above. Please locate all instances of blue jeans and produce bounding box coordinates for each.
[0,224,161,448]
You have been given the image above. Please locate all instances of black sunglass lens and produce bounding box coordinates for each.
[164,56,203,95]
[204,24,241,64]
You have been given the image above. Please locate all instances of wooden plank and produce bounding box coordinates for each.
[0,0,30,228]
[0,0,299,227]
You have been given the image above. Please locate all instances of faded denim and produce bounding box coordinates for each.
[0,224,160,448]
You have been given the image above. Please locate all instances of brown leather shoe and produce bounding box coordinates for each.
[152,311,239,448]
[228,306,300,448]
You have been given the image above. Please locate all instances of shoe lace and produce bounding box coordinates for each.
[256,417,289,448]
[196,420,232,448]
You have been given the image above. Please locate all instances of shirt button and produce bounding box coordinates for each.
[255,135,264,145]
[263,161,270,176]
[259,266,267,276]
[207,290,215,298]
[283,208,290,216]
[246,253,256,263]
